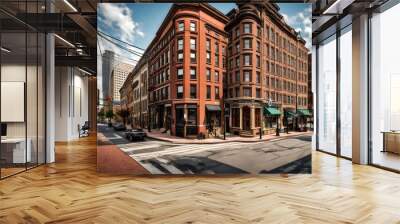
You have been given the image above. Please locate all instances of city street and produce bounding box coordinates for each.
[98,124,312,174]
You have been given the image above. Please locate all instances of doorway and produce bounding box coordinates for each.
[242,106,251,131]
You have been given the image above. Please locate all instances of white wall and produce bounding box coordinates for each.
[54,66,89,141]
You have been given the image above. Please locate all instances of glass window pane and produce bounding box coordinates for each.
[340,27,352,158]
[1,31,27,177]
[317,35,337,154]
[27,31,38,168]
[371,4,400,171]
[38,33,46,165]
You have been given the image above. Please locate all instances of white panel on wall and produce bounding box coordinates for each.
[1,82,25,122]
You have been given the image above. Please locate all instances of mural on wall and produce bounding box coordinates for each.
[96,2,313,175]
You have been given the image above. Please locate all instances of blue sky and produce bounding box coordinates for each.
[97,3,311,64]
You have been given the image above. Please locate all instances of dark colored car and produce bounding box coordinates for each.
[113,123,126,131]
[125,129,146,141]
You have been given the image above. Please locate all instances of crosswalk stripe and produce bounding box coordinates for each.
[154,158,184,174]
[121,144,163,151]
[132,142,248,160]
[136,160,164,174]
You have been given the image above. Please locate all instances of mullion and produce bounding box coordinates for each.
[336,28,341,157]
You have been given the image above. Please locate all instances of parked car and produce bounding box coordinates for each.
[113,123,126,131]
[125,129,146,141]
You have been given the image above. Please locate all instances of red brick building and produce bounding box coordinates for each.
[225,3,310,136]
[119,71,134,124]
[147,3,228,137]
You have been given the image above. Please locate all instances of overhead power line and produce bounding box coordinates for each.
[98,34,144,57]
[97,30,146,51]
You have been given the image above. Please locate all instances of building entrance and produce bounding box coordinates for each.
[242,106,251,131]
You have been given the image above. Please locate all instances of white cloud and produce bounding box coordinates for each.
[281,6,312,50]
[282,13,291,24]
[99,3,144,42]
[97,3,144,65]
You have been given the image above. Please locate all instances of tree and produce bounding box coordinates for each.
[105,110,114,126]
[116,109,130,126]
[97,109,105,123]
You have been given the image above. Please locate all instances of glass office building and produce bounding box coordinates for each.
[313,0,400,172]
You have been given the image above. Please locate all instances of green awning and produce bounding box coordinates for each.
[285,110,296,117]
[264,107,281,116]
[297,109,312,117]
[206,104,221,112]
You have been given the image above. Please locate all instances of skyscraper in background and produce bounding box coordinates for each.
[111,62,134,104]
[101,50,115,104]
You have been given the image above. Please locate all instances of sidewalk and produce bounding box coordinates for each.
[97,132,149,174]
[145,129,312,144]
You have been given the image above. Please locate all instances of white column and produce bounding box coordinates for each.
[46,32,55,163]
[352,14,369,164]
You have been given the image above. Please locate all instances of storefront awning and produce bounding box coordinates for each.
[264,107,281,116]
[206,105,221,112]
[285,110,297,117]
[297,109,312,117]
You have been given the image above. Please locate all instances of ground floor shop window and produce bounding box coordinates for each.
[175,105,185,137]
[232,108,240,127]
[265,117,278,128]
[255,108,261,127]
[187,105,198,135]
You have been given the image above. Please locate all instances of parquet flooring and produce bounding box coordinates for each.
[1,135,400,223]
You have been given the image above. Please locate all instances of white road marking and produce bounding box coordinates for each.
[139,161,164,174]
[120,144,163,152]
[154,158,184,174]
[131,142,248,160]
[107,133,124,140]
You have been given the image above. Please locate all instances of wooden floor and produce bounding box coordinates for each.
[1,135,400,224]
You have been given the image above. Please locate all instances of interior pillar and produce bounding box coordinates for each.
[46,32,55,163]
[352,14,369,164]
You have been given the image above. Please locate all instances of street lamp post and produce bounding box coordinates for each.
[276,118,280,136]
[223,103,226,140]
[223,103,230,140]
[148,108,151,132]
[267,97,280,137]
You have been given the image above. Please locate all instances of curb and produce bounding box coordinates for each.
[145,132,311,145]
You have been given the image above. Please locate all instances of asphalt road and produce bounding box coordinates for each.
[98,124,312,175]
